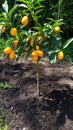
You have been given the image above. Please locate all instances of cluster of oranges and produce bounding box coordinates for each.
[3,27,19,60]
[53,26,64,61]
[31,46,44,62]
[3,40,19,60]
[25,35,44,62]
[3,47,15,60]
[3,16,28,60]
[2,15,64,62]
[25,33,44,62]
[26,35,42,47]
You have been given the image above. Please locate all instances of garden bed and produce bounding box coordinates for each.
[0,59,73,130]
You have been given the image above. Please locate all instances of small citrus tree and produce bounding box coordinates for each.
[0,0,73,96]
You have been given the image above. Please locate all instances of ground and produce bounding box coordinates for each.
[0,58,73,130]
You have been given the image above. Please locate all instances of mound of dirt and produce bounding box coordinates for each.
[0,59,73,130]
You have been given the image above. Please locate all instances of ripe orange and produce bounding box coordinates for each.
[13,40,18,47]
[9,51,15,60]
[10,28,17,36]
[32,55,38,62]
[21,16,29,25]
[31,50,38,62]
[30,39,34,47]
[0,25,6,33]
[57,51,64,60]
[54,26,61,33]
[3,47,12,55]
[36,45,40,51]
[31,50,37,57]
[31,49,44,62]
[37,50,44,57]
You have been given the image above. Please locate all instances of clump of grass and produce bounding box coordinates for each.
[0,117,8,130]
[0,107,18,130]
[0,118,4,130]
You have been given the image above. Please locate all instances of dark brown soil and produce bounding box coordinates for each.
[0,58,73,130]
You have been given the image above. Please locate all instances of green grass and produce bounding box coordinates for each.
[0,82,13,89]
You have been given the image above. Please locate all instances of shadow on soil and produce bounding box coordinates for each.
[42,89,73,129]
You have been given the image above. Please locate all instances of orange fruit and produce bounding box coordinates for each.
[32,55,38,62]
[31,50,38,62]
[21,16,29,25]
[31,50,37,57]
[2,26,6,33]
[37,50,44,57]
[3,47,12,55]
[30,39,34,47]
[36,35,42,43]
[0,25,6,33]
[13,40,18,47]
[25,37,30,42]
[57,51,64,60]
[36,45,40,51]
[10,28,17,36]
[54,26,61,33]
[9,51,15,60]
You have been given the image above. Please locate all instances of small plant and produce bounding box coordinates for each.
[0,0,73,96]
[0,82,12,89]
[0,117,8,130]
[0,118,4,130]
[0,107,18,130]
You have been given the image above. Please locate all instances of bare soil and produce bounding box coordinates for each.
[0,58,73,130]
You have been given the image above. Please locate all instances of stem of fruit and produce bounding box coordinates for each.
[36,61,40,96]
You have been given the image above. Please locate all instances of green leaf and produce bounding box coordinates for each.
[0,26,2,36]
[2,12,7,19]
[17,0,25,2]
[65,55,73,64]
[8,5,18,22]
[0,14,4,17]
[2,0,8,13]
[35,5,44,10]
[19,4,28,8]
[63,38,73,49]
[17,0,28,4]
[47,18,55,22]
[35,9,43,15]
[25,48,32,59]
[49,49,60,55]
[36,0,44,3]
[32,15,38,23]
[53,19,64,28]
[49,54,57,64]
[33,26,41,31]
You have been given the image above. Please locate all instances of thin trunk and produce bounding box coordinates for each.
[36,62,40,96]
